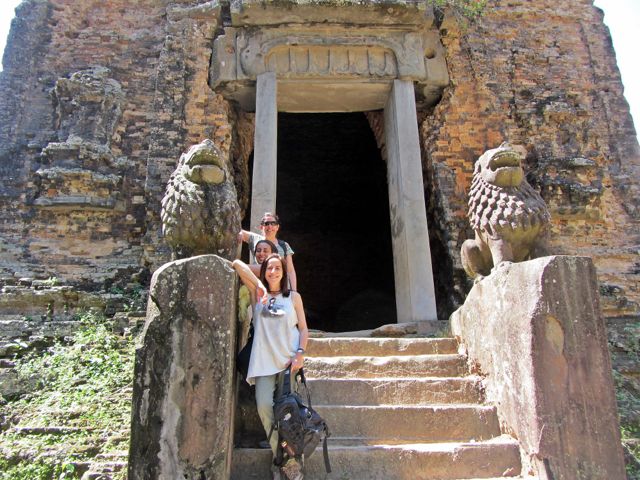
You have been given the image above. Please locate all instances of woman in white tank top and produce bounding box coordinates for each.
[232,253,309,479]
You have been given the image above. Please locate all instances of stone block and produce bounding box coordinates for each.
[0,368,38,399]
[450,255,626,479]
[128,255,238,480]
[229,0,432,27]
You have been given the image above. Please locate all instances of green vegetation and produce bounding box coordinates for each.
[617,381,640,478]
[41,277,59,287]
[0,311,135,480]
[123,283,146,312]
[611,319,640,478]
[109,282,147,313]
[431,0,486,21]
[622,423,640,480]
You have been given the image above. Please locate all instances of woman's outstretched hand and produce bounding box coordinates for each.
[288,352,304,372]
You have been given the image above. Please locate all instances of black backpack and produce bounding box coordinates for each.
[271,368,331,473]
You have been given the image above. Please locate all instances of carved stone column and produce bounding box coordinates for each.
[384,79,437,322]
[249,72,278,231]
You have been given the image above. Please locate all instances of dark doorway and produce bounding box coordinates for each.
[276,113,396,332]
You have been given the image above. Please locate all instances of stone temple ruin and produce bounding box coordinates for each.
[0,0,639,479]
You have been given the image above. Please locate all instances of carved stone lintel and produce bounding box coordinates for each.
[210,21,449,111]
[237,32,416,79]
[261,44,399,79]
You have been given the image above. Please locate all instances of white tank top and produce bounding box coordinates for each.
[246,293,300,385]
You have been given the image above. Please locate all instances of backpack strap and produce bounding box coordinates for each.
[295,368,330,473]
[271,368,289,467]
[322,434,331,473]
[275,367,293,399]
[268,420,285,467]
[277,239,289,258]
[296,369,314,408]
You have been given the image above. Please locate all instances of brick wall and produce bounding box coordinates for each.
[0,0,242,286]
[0,0,638,314]
[422,0,640,318]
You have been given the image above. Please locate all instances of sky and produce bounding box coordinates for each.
[593,0,640,140]
[0,1,638,138]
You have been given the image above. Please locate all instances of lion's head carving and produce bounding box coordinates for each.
[161,140,240,260]
[462,142,551,279]
[474,142,525,188]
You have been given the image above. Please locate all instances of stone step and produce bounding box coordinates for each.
[306,377,484,405]
[0,287,113,315]
[304,354,468,378]
[307,337,458,357]
[13,426,96,434]
[0,318,80,339]
[79,461,127,480]
[94,450,129,460]
[315,405,500,443]
[231,436,522,479]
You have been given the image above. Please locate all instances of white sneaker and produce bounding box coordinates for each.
[281,458,303,480]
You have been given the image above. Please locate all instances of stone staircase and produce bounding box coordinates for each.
[231,336,523,480]
[77,450,129,479]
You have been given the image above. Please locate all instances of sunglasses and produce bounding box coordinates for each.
[262,297,285,317]
[261,221,279,226]
[267,297,277,312]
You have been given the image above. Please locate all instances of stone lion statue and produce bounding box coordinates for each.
[461,142,550,279]
[161,139,241,260]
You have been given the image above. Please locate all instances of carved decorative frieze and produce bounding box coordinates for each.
[52,66,124,147]
[30,67,128,209]
[32,167,121,209]
[210,23,449,110]
[262,45,398,79]
[218,28,428,82]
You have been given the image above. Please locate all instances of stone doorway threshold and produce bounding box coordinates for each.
[309,320,450,338]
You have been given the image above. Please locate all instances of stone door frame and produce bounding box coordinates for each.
[249,72,437,323]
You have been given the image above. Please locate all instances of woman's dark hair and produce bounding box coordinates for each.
[259,253,290,297]
[254,239,277,257]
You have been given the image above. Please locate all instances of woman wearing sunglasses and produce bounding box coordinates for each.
[232,253,308,479]
[239,212,298,291]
